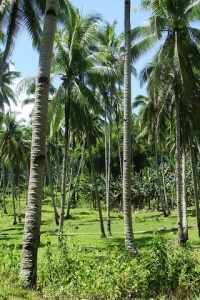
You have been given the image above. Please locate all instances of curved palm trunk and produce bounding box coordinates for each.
[182,146,188,241]
[20,0,58,288]
[123,0,137,255]
[87,134,106,238]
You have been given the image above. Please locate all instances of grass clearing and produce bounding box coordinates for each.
[1,197,200,299]
[1,197,200,252]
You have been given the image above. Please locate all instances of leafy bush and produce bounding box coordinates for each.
[0,236,200,299]
[37,235,200,299]
[0,244,21,299]
[142,234,200,299]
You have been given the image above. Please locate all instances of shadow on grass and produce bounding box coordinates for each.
[78,211,92,216]
[187,209,196,217]
[0,235,19,242]
[41,219,51,225]
[0,225,24,233]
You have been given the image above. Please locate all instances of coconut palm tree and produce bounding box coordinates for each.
[20,0,60,289]
[97,21,124,236]
[48,9,109,239]
[0,50,20,110]
[0,110,30,224]
[134,0,200,245]
[123,0,138,255]
[0,0,43,84]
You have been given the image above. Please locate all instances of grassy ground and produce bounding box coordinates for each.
[0,196,200,253]
[1,197,200,299]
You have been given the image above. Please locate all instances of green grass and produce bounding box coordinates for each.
[1,196,200,252]
[1,197,200,299]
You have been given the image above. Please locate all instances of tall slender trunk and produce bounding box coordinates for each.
[175,89,185,246]
[182,146,188,241]
[107,125,112,235]
[123,0,137,255]
[55,134,61,204]
[154,132,165,214]
[2,163,7,214]
[17,173,22,223]
[11,167,17,225]
[190,142,200,237]
[65,147,75,219]
[87,134,106,238]
[20,0,59,288]
[115,101,123,178]
[46,155,59,225]
[58,91,70,242]
[160,145,170,215]
[107,99,112,236]
[25,167,29,204]
[43,173,47,199]
[104,93,111,235]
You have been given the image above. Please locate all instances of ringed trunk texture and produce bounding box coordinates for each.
[58,94,70,241]
[46,155,59,225]
[182,147,188,241]
[190,143,200,237]
[87,134,106,238]
[20,0,58,288]
[175,93,185,246]
[123,0,137,256]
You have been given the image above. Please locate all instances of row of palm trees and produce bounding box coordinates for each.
[132,0,200,245]
[0,0,200,290]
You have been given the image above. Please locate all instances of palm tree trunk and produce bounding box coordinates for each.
[106,103,112,236]
[154,132,166,215]
[104,93,112,235]
[182,146,188,241]
[25,167,29,204]
[86,133,106,238]
[115,101,123,178]
[175,92,185,246]
[17,173,22,223]
[123,0,137,256]
[55,134,61,204]
[2,163,7,214]
[160,145,170,215]
[65,147,75,219]
[20,0,59,288]
[58,93,70,242]
[11,167,17,225]
[190,142,200,237]
[46,155,59,225]
[43,173,47,199]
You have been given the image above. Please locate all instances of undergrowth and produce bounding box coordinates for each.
[1,234,200,299]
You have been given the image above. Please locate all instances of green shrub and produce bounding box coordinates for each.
[37,235,200,299]
[142,234,200,299]
[0,236,200,299]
